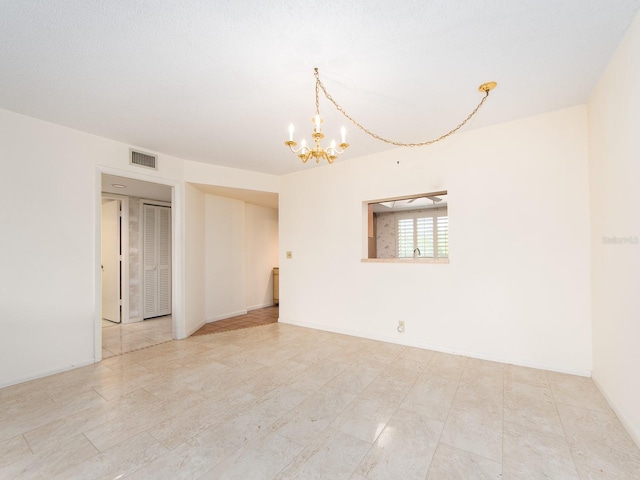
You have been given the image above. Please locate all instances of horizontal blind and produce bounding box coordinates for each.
[437,216,449,258]
[396,207,448,258]
[397,218,415,258]
[416,217,434,257]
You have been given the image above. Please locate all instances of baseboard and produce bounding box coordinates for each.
[0,358,96,389]
[123,316,142,324]
[206,309,248,323]
[185,320,205,338]
[279,318,592,378]
[247,303,274,312]
[591,376,640,449]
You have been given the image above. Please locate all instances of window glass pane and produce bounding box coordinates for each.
[397,218,414,258]
[416,217,434,257]
[437,216,449,258]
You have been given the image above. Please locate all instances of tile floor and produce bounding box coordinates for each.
[102,307,278,359]
[1,323,639,479]
[102,316,173,359]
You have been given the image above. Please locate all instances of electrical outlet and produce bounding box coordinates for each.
[286,251,292,259]
[397,320,405,333]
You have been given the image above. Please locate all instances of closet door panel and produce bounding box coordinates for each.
[143,204,171,319]
[158,206,172,316]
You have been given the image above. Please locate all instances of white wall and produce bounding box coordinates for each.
[205,195,247,321]
[0,107,278,387]
[589,12,640,447]
[279,106,592,375]
[127,197,142,323]
[184,183,206,336]
[202,196,279,320]
[245,204,279,310]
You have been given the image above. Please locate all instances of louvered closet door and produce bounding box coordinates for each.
[157,207,171,316]
[143,204,172,319]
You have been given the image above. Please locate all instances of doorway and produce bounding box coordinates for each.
[101,197,123,323]
[99,172,175,359]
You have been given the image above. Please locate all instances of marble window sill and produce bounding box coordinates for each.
[361,257,450,264]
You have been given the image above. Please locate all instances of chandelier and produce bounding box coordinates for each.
[285,68,349,164]
[285,68,497,164]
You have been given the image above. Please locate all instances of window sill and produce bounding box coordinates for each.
[361,258,450,264]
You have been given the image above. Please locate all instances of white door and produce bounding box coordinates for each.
[101,199,121,322]
[143,204,171,319]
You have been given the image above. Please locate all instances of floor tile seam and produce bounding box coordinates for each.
[4,407,87,444]
[255,431,306,480]
[431,367,465,470]
[504,374,552,387]
[61,431,142,479]
[323,369,379,398]
[84,403,175,455]
[296,387,361,432]
[145,423,196,452]
[195,429,297,480]
[553,399,615,416]
[227,388,297,427]
[306,425,373,478]
[79,431,101,460]
[134,334,173,344]
[20,400,109,448]
[311,424,375,480]
[502,418,573,443]
[21,433,35,456]
[363,364,425,448]
[419,438,444,480]
[266,390,328,428]
[14,432,98,478]
[558,403,638,454]
[501,424,582,478]
[101,339,175,360]
[287,363,347,395]
[546,371,584,476]
[436,440,505,471]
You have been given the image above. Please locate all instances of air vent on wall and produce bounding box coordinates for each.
[130,149,157,170]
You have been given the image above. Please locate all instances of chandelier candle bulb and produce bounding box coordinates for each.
[341,126,346,144]
[288,124,294,141]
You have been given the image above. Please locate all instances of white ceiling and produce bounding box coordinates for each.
[101,175,278,208]
[102,174,172,202]
[2,1,639,176]
[191,183,278,209]
[372,194,447,213]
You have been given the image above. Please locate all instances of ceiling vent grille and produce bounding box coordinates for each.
[130,149,157,170]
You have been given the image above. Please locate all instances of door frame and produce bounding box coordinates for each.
[101,193,129,325]
[140,198,172,320]
[95,166,184,363]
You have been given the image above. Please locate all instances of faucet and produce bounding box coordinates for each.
[413,247,421,258]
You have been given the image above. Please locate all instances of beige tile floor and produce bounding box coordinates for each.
[1,323,639,479]
[102,316,173,359]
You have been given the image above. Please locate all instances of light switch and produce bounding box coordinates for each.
[286,251,292,259]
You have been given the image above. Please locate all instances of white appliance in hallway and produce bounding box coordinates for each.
[101,198,121,323]
[143,203,172,319]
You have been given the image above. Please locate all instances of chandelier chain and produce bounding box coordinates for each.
[314,68,491,147]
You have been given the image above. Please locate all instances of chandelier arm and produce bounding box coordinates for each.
[314,69,492,147]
